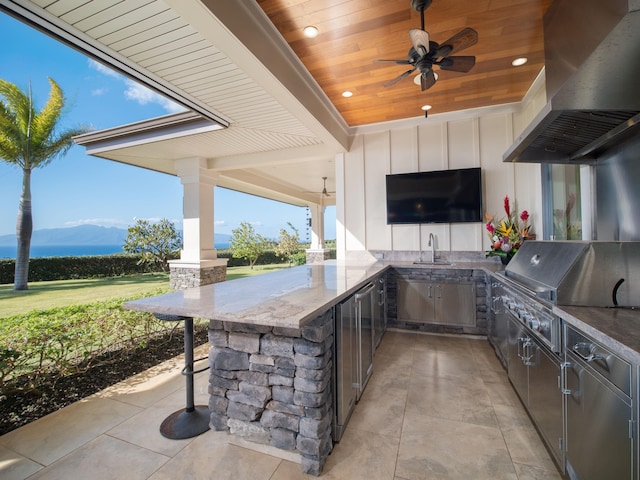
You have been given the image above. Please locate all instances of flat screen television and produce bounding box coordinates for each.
[386,167,483,224]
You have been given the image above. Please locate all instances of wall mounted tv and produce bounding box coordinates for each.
[386,167,483,224]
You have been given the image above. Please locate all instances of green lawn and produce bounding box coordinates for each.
[0,263,292,318]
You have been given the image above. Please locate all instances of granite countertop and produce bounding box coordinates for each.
[125,260,389,329]
[554,305,640,365]
[125,259,499,330]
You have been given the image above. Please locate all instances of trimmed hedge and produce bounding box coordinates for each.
[0,254,161,284]
[0,247,336,284]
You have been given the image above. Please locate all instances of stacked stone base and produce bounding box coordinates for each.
[305,249,331,264]
[169,262,227,290]
[207,311,334,475]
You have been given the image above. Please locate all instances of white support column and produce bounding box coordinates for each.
[169,157,227,289]
[306,202,330,263]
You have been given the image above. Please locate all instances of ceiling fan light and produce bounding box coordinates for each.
[414,71,438,85]
[303,25,319,38]
[512,57,528,66]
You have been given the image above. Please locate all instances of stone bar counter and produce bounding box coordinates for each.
[125,260,387,475]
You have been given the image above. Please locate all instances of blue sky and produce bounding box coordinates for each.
[0,13,335,242]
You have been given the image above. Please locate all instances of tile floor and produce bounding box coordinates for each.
[0,331,563,480]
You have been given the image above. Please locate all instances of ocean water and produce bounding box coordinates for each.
[0,243,230,259]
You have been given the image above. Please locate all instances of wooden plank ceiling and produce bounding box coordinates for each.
[257,0,553,126]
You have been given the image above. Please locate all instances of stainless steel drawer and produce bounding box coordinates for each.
[565,326,631,397]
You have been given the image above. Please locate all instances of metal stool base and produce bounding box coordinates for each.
[160,405,210,439]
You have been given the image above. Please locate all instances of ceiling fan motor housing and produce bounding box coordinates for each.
[411,0,432,12]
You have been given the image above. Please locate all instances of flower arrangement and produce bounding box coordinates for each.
[485,195,531,261]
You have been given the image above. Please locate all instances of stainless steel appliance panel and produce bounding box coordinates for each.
[489,281,509,368]
[397,278,435,324]
[564,357,633,480]
[564,324,634,480]
[354,283,375,400]
[507,315,529,404]
[374,275,386,348]
[333,300,357,441]
[527,335,564,467]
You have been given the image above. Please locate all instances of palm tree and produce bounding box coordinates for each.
[0,77,89,290]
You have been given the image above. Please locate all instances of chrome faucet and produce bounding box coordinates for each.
[428,233,436,263]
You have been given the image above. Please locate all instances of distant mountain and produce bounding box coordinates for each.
[0,225,232,246]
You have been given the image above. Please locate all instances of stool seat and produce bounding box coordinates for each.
[154,314,210,439]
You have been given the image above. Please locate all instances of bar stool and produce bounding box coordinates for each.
[154,314,210,439]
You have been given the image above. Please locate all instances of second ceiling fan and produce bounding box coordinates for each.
[376,0,478,91]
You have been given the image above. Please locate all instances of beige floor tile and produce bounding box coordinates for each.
[482,377,523,408]
[270,459,316,479]
[406,374,498,428]
[412,349,477,381]
[0,444,43,480]
[348,384,407,438]
[501,423,558,471]
[147,429,282,480]
[309,427,399,480]
[513,463,564,480]
[396,415,517,480]
[0,396,142,466]
[106,388,200,456]
[27,435,169,480]
[492,403,536,431]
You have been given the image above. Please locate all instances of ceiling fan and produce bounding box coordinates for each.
[375,0,478,91]
[304,177,334,199]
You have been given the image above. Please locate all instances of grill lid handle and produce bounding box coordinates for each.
[612,278,625,307]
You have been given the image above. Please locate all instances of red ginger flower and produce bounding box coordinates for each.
[504,196,511,216]
[520,210,529,222]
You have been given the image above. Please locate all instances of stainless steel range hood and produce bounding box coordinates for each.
[504,0,640,164]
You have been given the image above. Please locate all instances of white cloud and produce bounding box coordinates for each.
[123,79,185,113]
[88,59,122,79]
[88,58,185,114]
[215,220,226,226]
[91,87,108,96]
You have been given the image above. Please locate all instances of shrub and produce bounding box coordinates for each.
[0,254,166,285]
[0,290,176,395]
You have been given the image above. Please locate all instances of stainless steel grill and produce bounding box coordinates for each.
[502,241,640,308]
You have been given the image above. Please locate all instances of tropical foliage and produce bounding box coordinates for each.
[0,77,89,290]
[229,222,268,269]
[275,222,302,266]
[485,195,531,259]
[123,218,182,272]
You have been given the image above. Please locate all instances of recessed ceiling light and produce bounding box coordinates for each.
[303,25,319,38]
[421,104,432,111]
[342,91,353,98]
[512,57,528,66]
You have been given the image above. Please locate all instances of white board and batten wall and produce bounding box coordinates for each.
[335,72,548,260]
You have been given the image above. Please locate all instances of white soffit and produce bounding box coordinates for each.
[1,0,350,160]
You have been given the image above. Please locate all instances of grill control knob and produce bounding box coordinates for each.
[528,317,541,331]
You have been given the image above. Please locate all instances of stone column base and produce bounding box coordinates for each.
[169,259,228,290]
[305,249,330,264]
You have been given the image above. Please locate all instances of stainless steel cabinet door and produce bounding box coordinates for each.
[433,282,475,326]
[397,279,435,324]
[527,339,563,468]
[565,359,633,480]
[507,316,528,404]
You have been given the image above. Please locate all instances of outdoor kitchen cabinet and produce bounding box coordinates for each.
[397,278,476,327]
